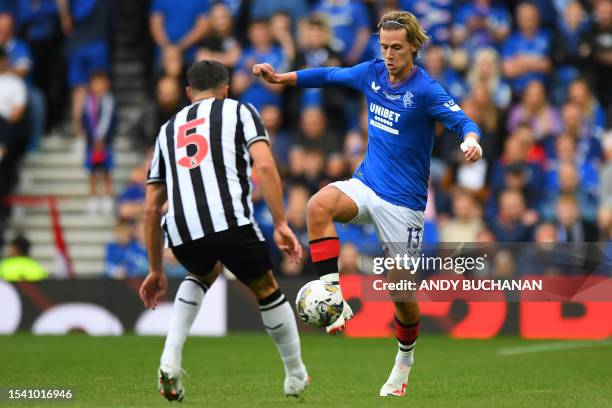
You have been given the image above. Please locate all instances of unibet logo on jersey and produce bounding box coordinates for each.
[369,102,400,135]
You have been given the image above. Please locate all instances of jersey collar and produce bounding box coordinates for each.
[384,64,418,89]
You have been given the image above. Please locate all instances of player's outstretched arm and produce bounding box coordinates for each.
[253,60,370,90]
[252,63,297,85]
[140,183,168,309]
[248,141,302,263]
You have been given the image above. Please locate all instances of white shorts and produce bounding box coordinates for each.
[330,178,425,258]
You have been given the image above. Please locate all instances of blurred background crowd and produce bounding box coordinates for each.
[0,0,610,280]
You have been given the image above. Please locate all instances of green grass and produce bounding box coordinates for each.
[1,334,611,408]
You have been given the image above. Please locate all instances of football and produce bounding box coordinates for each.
[295,280,345,328]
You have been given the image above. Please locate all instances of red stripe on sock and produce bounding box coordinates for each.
[310,238,340,262]
[395,318,419,345]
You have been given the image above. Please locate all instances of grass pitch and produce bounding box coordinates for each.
[1,334,611,408]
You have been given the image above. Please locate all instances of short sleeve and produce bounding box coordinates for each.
[147,136,166,184]
[240,103,269,147]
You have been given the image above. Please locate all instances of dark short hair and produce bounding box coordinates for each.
[11,236,31,256]
[187,60,229,92]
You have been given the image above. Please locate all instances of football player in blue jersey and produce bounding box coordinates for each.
[254,10,483,397]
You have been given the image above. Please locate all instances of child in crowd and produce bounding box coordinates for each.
[82,72,116,215]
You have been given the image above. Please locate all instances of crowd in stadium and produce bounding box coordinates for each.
[0,0,611,279]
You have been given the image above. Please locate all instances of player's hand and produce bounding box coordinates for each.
[139,272,168,309]
[273,222,303,264]
[460,136,483,163]
[253,63,280,84]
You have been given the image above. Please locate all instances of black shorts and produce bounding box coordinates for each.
[171,224,272,285]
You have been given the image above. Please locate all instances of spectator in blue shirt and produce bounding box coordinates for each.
[57,0,112,140]
[542,102,603,163]
[501,2,552,94]
[551,1,590,103]
[316,0,371,65]
[294,13,341,70]
[452,0,511,52]
[421,45,468,102]
[542,163,599,224]
[544,134,599,197]
[104,220,139,279]
[149,0,210,65]
[489,189,537,242]
[117,166,146,222]
[400,0,452,45]
[232,19,288,109]
[104,219,149,279]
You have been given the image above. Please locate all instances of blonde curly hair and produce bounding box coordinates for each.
[378,10,429,57]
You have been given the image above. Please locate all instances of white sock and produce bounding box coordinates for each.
[395,340,415,367]
[320,272,345,298]
[260,290,307,379]
[160,277,208,369]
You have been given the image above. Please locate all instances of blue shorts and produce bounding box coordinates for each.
[68,41,110,87]
[85,149,114,172]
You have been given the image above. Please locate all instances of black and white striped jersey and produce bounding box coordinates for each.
[147,97,269,247]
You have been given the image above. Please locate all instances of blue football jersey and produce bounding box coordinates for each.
[296,59,481,211]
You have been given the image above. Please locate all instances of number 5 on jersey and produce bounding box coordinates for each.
[177,118,208,169]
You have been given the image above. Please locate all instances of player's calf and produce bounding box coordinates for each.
[252,275,309,396]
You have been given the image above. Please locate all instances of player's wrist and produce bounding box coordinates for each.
[273,218,288,227]
[149,268,165,277]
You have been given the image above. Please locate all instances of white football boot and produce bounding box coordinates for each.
[284,372,311,398]
[158,364,185,402]
[325,300,353,335]
[379,362,411,397]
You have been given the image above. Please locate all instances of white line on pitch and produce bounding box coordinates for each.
[497,340,612,356]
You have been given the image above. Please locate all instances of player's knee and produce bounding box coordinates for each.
[249,270,279,300]
[306,195,334,226]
